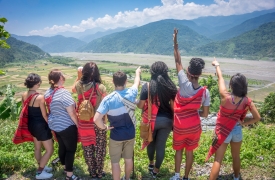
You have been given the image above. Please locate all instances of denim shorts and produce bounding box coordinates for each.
[224,124,243,143]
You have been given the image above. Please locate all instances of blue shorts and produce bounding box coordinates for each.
[224,124,242,143]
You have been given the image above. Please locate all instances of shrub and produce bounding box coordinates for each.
[260,92,275,123]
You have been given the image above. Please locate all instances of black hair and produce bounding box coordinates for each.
[149,61,177,113]
[24,73,42,88]
[229,73,247,97]
[113,71,127,87]
[81,62,102,84]
[187,58,205,80]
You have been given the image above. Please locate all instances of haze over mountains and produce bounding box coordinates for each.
[4,9,275,62]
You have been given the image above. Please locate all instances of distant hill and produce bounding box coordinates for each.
[0,37,49,67]
[211,12,275,40]
[79,27,136,43]
[78,20,211,55]
[193,22,275,59]
[12,35,87,53]
[193,9,275,36]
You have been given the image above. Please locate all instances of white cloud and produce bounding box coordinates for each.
[29,0,275,35]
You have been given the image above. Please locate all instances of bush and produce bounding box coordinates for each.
[260,92,275,123]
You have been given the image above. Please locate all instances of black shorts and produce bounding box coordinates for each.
[28,122,52,141]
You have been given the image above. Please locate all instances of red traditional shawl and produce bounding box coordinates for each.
[77,84,104,146]
[205,97,252,161]
[141,98,159,150]
[173,87,206,151]
[13,93,39,144]
[45,87,63,113]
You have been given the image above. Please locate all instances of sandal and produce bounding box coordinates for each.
[148,164,154,172]
[150,170,159,179]
[66,174,82,180]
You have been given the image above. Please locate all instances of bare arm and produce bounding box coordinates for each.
[241,102,261,126]
[137,100,145,109]
[199,106,209,118]
[72,68,82,93]
[66,104,78,127]
[38,95,48,122]
[212,58,227,100]
[173,28,183,73]
[94,112,113,130]
[133,66,141,89]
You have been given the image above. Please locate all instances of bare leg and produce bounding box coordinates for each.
[175,149,183,173]
[33,137,42,164]
[230,141,242,178]
[112,163,121,180]
[209,143,229,180]
[124,158,133,180]
[184,150,193,178]
[39,139,54,168]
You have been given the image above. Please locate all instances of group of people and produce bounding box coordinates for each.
[12,29,261,180]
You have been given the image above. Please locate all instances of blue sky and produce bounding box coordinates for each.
[0,0,274,36]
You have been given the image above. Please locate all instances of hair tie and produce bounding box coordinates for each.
[50,80,55,84]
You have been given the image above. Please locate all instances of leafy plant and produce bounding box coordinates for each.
[0,17,10,49]
[260,92,275,123]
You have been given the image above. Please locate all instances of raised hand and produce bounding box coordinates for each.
[212,57,219,66]
[135,66,141,75]
[173,28,178,44]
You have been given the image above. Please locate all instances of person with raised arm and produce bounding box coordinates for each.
[94,67,141,180]
[207,58,261,180]
[170,29,210,180]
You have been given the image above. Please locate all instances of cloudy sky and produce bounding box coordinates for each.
[1,0,275,36]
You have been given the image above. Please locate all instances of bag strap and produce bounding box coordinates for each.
[147,83,151,122]
[228,97,243,118]
[81,83,95,101]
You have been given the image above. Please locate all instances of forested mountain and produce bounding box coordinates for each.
[79,20,211,55]
[193,9,275,36]
[193,22,275,59]
[0,37,49,67]
[211,12,275,40]
[12,35,86,53]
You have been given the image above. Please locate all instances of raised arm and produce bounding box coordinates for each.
[72,67,82,93]
[212,58,227,99]
[173,28,183,73]
[133,66,141,89]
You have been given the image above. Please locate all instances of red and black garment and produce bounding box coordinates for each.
[141,98,159,150]
[205,97,251,161]
[173,87,206,151]
[13,93,39,144]
[77,84,104,147]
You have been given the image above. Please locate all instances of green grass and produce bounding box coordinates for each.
[1,116,275,179]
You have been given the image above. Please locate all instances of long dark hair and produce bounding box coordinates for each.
[149,61,177,112]
[81,62,102,85]
[229,73,247,97]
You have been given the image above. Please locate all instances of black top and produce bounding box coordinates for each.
[140,83,173,119]
[28,95,46,124]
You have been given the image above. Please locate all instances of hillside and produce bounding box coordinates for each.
[12,35,86,53]
[193,22,275,59]
[211,12,275,40]
[78,20,211,55]
[0,37,49,67]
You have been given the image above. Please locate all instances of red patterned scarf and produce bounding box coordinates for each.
[173,87,206,150]
[13,93,39,144]
[45,87,63,113]
[76,84,100,146]
[141,98,159,150]
[205,97,252,161]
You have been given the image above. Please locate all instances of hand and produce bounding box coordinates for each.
[212,57,219,66]
[173,28,178,44]
[107,126,114,130]
[135,66,141,75]
[77,67,82,79]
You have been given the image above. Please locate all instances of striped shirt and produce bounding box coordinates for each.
[97,86,138,141]
[44,88,76,132]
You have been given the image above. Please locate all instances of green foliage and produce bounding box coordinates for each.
[0,85,21,121]
[47,56,77,67]
[260,92,275,123]
[0,17,10,49]
[199,75,220,112]
[0,70,5,75]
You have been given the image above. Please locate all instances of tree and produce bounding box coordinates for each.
[0,17,10,49]
[260,92,275,123]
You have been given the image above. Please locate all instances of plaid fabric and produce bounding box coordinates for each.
[205,97,252,161]
[141,98,159,150]
[13,93,39,144]
[173,87,206,151]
